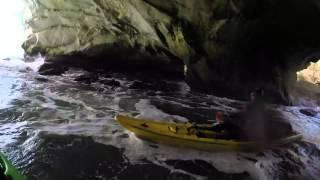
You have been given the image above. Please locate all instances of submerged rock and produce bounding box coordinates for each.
[38,63,68,76]
[99,79,121,87]
[23,0,320,104]
[34,77,49,82]
[74,73,99,84]
[300,109,318,117]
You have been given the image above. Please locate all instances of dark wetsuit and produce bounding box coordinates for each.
[195,121,241,139]
[211,121,240,139]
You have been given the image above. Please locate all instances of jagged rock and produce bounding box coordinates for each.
[38,63,68,75]
[74,73,99,84]
[300,108,318,117]
[129,81,149,89]
[23,0,320,104]
[99,79,121,87]
[35,76,49,82]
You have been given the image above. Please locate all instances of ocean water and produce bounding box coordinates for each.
[0,58,319,179]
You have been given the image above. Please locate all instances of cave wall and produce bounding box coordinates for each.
[23,0,320,104]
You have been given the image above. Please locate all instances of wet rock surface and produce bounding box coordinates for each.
[74,73,99,84]
[300,109,318,117]
[99,79,121,87]
[38,63,68,76]
[23,0,320,104]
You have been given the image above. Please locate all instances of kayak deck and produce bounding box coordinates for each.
[0,152,26,180]
[115,114,302,151]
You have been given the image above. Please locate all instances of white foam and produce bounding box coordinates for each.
[0,121,28,148]
[0,55,44,72]
[117,131,263,179]
[281,106,320,147]
[25,55,45,72]
[134,99,188,122]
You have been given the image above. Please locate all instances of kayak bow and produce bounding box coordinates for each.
[0,152,26,180]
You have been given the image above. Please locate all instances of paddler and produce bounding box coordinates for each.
[208,111,240,139]
[214,111,224,125]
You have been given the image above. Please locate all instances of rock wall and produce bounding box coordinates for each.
[23,0,320,104]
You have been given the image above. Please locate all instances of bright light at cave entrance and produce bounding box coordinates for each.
[0,0,25,59]
[297,60,320,85]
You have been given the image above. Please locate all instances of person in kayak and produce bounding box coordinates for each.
[209,88,266,140]
[194,88,268,140]
[192,111,240,139]
[209,111,241,139]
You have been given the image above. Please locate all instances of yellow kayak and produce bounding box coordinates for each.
[115,114,303,151]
